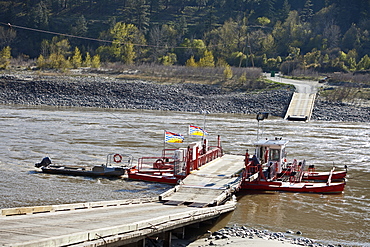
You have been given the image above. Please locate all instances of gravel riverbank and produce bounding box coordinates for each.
[184,226,343,247]
[0,72,369,122]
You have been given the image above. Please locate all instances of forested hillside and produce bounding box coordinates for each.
[0,0,370,73]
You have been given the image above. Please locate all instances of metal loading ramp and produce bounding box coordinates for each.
[284,92,316,121]
[161,154,245,207]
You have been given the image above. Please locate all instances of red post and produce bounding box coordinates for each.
[194,146,199,170]
[186,146,191,175]
[245,149,249,168]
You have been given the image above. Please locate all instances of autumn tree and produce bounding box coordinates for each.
[83,52,92,67]
[97,22,146,64]
[0,46,11,69]
[185,56,197,67]
[198,50,215,67]
[91,54,101,68]
[176,38,207,65]
[71,47,82,68]
[357,55,370,70]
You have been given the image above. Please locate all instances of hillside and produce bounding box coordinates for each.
[0,0,370,74]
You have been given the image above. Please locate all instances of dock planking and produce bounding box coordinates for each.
[0,200,236,246]
[162,154,245,206]
[0,155,245,246]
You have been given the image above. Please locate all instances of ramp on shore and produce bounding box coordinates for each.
[284,92,316,121]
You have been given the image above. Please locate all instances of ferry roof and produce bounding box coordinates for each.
[254,138,289,147]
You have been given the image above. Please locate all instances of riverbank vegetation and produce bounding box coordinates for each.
[0,0,369,72]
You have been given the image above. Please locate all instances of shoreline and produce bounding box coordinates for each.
[181,226,343,247]
[0,71,369,122]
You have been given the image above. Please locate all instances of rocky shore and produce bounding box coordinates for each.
[185,226,343,247]
[0,72,369,122]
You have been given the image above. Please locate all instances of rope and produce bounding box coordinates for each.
[1,22,222,49]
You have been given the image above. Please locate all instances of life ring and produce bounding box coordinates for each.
[113,154,122,163]
[154,159,165,169]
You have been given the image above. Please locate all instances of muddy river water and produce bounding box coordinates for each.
[0,105,369,246]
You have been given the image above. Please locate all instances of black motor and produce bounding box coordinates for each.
[35,157,52,168]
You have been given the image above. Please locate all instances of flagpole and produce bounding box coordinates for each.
[202,110,209,140]
[164,130,166,152]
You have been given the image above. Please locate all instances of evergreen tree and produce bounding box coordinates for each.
[266,0,276,21]
[342,24,361,52]
[175,15,188,40]
[279,0,291,21]
[301,0,314,23]
[148,0,161,13]
[29,1,50,29]
[131,0,150,32]
[71,15,88,36]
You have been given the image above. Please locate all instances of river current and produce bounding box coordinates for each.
[0,105,369,246]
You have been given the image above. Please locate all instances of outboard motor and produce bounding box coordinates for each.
[35,157,52,168]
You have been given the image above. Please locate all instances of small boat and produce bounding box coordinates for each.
[241,137,347,193]
[241,180,346,194]
[35,153,133,178]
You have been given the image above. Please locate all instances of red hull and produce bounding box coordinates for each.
[241,180,345,194]
[128,172,180,184]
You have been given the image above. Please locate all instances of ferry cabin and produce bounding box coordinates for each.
[254,138,289,176]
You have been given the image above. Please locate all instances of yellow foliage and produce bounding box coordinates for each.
[49,53,71,69]
[198,50,214,67]
[91,54,101,68]
[223,65,233,80]
[83,52,92,67]
[71,47,82,69]
[238,72,247,84]
[36,54,47,69]
[0,46,11,69]
[185,56,197,67]
[159,53,177,66]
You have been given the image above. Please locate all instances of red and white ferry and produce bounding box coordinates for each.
[127,136,223,184]
[240,137,347,193]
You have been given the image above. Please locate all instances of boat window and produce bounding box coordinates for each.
[269,149,280,161]
[282,148,286,158]
[258,147,263,160]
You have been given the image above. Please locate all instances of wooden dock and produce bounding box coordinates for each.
[162,154,245,207]
[0,155,245,247]
[284,92,316,121]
